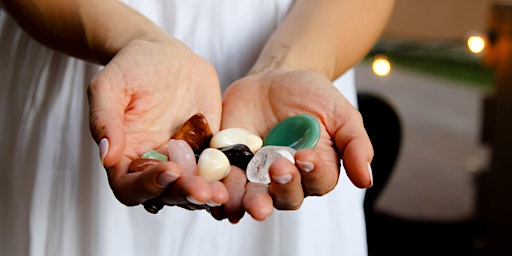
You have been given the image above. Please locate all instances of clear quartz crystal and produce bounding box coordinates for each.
[246,146,296,184]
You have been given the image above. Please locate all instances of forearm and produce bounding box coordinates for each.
[251,0,395,80]
[1,0,170,64]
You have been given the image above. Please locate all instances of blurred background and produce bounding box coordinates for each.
[357,0,512,255]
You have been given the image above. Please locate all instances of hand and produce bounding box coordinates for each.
[210,69,373,222]
[88,38,228,210]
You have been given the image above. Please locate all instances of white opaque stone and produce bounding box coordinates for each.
[197,148,231,182]
[168,139,197,175]
[210,128,263,153]
[246,146,296,184]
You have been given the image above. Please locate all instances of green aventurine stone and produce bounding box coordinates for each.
[263,114,321,150]
[141,150,168,161]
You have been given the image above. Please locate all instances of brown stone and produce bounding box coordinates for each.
[128,158,162,173]
[171,113,213,153]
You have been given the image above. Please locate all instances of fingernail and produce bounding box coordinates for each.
[206,201,222,207]
[272,174,292,184]
[99,138,109,164]
[296,160,314,173]
[367,162,374,188]
[186,195,204,205]
[157,171,179,186]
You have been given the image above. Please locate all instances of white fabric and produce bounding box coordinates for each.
[0,1,367,256]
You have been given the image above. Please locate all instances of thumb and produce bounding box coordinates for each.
[332,111,374,188]
[88,76,126,168]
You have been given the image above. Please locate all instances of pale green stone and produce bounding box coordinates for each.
[142,150,168,161]
[263,114,321,150]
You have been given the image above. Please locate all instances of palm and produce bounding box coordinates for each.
[222,70,346,172]
[217,70,365,221]
[90,40,222,159]
[89,39,224,207]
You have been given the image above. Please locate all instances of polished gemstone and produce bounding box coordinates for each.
[128,158,162,173]
[172,113,212,152]
[143,199,164,214]
[168,139,197,175]
[263,114,321,150]
[219,144,254,170]
[197,148,231,182]
[141,150,168,161]
[246,146,296,184]
[210,128,262,153]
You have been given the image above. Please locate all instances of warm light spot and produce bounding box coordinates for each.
[467,35,486,54]
[372,54,391,77]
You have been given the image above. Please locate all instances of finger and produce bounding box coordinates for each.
[108,160,181,206]
[88,73,127,168]
[207,180,229,206]
[294,148,339,196]
[183,181,229,213]
[268,158,304,210]
[243,182,273,221]
[212,167,247,223]
[160,175,214,206]
[332,110,374,188]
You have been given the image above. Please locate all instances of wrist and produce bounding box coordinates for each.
[249,40,335,79]
[80,0,174,64]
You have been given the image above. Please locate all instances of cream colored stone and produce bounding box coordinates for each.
[197,148,231,182]
[210,128,263,153]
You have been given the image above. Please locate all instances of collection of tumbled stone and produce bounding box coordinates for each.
[129,113,321,213]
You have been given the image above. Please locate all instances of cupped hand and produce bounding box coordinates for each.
[211,69,373,223]
[88,38,228,210]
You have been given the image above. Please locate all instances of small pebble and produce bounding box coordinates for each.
[128,158,162,173]
[171,113,212,152]
[263,114,321,150]
[246,146,296,184]
[219,144,254,170]
[141,150,168,161]
[210,128,263,153]
[197,148,231,182]
[168,139,197,175]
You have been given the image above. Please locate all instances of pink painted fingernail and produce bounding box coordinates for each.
[296,160,314,173]
[206,201,222,207]
[157,171,180,186]
[99,138,109,164]
[186,195,204,205]
[368,162,374,188]
[272,174,292,184]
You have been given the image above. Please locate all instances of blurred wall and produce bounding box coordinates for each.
[383,0,492,40]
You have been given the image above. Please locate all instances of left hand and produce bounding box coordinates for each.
[210,69,374,223]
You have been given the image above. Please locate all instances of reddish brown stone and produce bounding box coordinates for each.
[128,158,162,173]
[171,113,212,152]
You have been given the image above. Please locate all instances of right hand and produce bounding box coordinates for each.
[88,38,228,210]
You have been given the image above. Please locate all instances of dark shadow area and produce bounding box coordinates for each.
[365,212,484,256]
[358,92,485,256]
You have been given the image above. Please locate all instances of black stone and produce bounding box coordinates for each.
[219,144,254,171]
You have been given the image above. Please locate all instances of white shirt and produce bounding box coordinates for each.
[0,1,366,255]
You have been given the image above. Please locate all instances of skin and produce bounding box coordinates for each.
[213,0,395,222]
[2,0,227,209]
[1,0,395,221]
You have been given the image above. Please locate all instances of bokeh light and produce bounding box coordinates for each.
[467,35,486,54]
[372,54,391,77]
